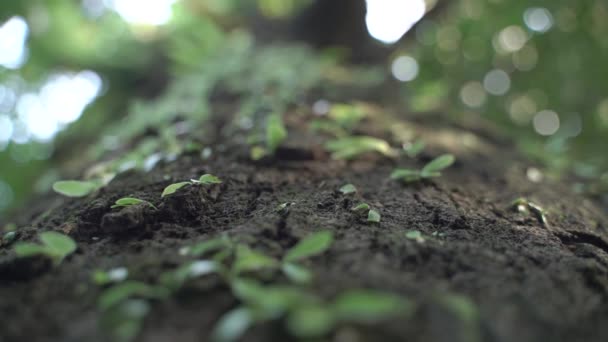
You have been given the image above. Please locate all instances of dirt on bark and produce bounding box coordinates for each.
[1,98,608,342]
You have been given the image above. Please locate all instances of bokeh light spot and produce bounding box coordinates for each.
[460,81,486,108]
[533,110,560,136]
[108,0,178,25]
[483,70,511,96]
[391,55,419,82]
[524,8,553,33]
[0,16,29,69]
[365,0,426,44]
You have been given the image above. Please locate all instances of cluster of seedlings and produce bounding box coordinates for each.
[90,231,413,341]
[339,184,381,223]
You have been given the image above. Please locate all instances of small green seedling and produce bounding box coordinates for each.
[195,174,222,185]
[339,184,357,195]
[511,197,548,226]
[161,174,222,197]
[111,197,157,210]
[405,230,425,243]
[2,231,16,246]
[53,180,101,197]
[13,231,77,265]
[325,136,398,160]
[351,203,381,224]
[161,181,191,197]
[367,210,381,223]
[98,281,170,311]
[282,231,334,284]
[93,267,129,285]
[351,203,370,212]
[403,140,425,158]
[391,154,455,183]
[250,114,287,160]
[100,299,150,342]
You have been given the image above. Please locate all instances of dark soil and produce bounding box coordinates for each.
[1,99,608,342]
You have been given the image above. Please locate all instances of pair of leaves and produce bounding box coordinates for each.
[111,197,157,210]
[326,136,398,160]
[231,231,334,284]
[161,174,222,197]
[351,203,381,223]
[13,231,77,265]
[391,154,455,183]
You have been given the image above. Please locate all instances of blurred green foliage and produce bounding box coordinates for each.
[1,0,607,220]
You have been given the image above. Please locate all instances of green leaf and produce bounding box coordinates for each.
[266,113,287,152]
[53,180,99,197]
[286,304,335,338]
[339,184,357,195]
[332,290,411,323]
[199,174,222,184]
[405,140,425,158]
[98,281,170,311]
[161,181,191,197]
[212,307,253,342]
[39,231,77,259]
[232,245,278,274]
[421,154,455,178]
[100,299,150,342]
[2,231,16,245]
[284,231,333,263]
[282,262,313,284]
[13,243,48,257]
[250,146,268,160]
[111,197,156,209]
[405,230,425,243]
[390,169,421,183]
[351,203,370,212]
[181,236,232,257]
[325,136,397,160]
[439,294,479,323]
[367,209,381,223]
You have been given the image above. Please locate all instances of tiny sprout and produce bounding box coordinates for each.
[326,136,398,160]
[161,181,190,197]
[367,210,381,223]
[53,180,101,197]
[351,203,370,212]
[339,184,357,195]
[266,113,287,153]
[93,267,129,285]
[391,154,455,183]
[405,230,425,243]
[197,174,222,185]
[111,197,157,210]
[13,231,77,265]
[403,140,425,158]
[284,231,334,263]
[3,231,16,246]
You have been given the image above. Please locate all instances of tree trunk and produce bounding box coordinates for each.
[1,39,608,342]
